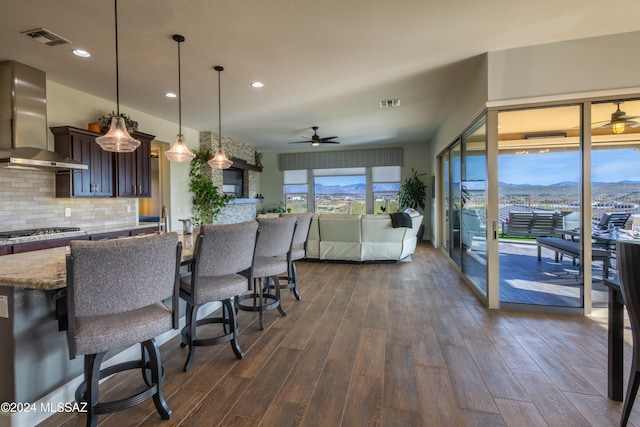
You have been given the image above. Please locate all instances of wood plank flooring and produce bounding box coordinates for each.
[39,244,638,426]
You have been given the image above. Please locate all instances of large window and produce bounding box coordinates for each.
[284,169,308,213]
[372,166,401,214]
[314,168,366,214]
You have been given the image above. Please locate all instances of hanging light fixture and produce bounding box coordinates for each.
[207,66,233,169]
[95,0,140,153]
[164,34,195,162]
[611,102,627,134]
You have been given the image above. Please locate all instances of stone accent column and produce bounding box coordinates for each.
[199,131,258,198]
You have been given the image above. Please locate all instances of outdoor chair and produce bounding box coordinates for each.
[594,212,631,230]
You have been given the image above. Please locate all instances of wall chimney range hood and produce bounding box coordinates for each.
[0,61,87,170]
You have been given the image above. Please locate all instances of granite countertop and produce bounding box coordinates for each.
[0,223,160,246]
[0,233,195,291]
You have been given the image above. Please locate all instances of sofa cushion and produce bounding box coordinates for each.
[319,215,363,261]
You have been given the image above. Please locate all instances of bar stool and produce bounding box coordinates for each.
[617,240,640,426]
[238,216,296,330]
[279,213,313,300]
[65,233,182,427]
[179,221,259,371]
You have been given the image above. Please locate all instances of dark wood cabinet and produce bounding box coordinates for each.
[51,126,113,197]
[89,230,131,240]
[130,226,159,236]
[114,131,154,198]
[52,126,155,199]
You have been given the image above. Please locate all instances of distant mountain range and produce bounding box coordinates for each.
[498,180,640,198]
[286,182,399,194]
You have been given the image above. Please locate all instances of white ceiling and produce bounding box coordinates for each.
[2,0,640,151]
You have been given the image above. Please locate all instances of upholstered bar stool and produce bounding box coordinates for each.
[279,213,313,300]
[238,216,296,330]
[179,221,258,372]
[65,233,182,427]
[617,240,640,426]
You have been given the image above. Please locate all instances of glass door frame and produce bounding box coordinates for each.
[436,97,616,314]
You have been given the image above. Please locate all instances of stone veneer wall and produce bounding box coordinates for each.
[216,203,258,225]
[0,169,137,232]
[199,131,258,198]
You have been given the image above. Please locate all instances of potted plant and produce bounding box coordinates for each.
[98,111,139,134]
[189,149,234,225]
[398,168,427,211]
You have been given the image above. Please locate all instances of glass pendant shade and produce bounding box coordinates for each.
[207,65,232,169]
[98,0,140,153]
[96,116,140,152]
[612,121,626,134]
[208,144,233,169]
[165,134,195,162]
[165,34,195,163]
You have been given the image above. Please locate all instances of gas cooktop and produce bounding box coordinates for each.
[0,227,81,239]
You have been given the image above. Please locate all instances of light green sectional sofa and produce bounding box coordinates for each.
[306,211,423,261]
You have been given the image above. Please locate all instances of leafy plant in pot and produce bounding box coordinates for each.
[98,111,138,134]
[398,168,427,211]
[398,168,427,241]
[189,149,234,225]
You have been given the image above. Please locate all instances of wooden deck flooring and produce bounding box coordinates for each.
[39,243,637,427]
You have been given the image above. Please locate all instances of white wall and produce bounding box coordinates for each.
[487,31,640,101]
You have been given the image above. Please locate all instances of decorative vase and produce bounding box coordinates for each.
[88,123,101,133]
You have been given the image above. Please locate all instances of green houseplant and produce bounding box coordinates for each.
[98,111,138,134]
[189,149,233,225]
[398,168,427,211]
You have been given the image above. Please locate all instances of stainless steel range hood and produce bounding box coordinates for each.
[0,61,87,170]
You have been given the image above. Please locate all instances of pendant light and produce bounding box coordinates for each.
[610,102,627,134]
[95,0,140,153]
[164,34,196,162]
[207,66,233,169]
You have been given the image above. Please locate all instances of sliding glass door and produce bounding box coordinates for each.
[440,117,488,296]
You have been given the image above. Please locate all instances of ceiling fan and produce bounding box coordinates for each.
[288,126,340,146]
[594,101,640,134]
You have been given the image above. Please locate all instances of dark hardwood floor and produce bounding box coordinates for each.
[39,243,637,426]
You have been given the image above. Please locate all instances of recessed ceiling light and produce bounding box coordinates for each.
[251,81,264,88]
[165,92,177,98]
[72,49,90,58]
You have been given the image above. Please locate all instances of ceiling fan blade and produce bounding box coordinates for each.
[288,141,314,144]
[319,136,339,141]
[320,141,340,144]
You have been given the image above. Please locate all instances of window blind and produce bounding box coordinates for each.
[279,147,403,171]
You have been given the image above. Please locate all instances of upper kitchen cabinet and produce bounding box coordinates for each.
[51,126,112,197]
[113,131,154,198]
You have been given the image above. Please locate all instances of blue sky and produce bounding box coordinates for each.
[498,149,640,185]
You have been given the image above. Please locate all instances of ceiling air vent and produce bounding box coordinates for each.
[379,99,401,108]
[21,28,71,47]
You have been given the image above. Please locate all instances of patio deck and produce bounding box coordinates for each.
[464,238,610,308]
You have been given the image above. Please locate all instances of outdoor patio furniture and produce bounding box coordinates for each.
[504,211,561,238]
[536,236,611,279]
[594,212,631,230]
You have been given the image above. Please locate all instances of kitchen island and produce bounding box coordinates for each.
[0,232,194,427]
